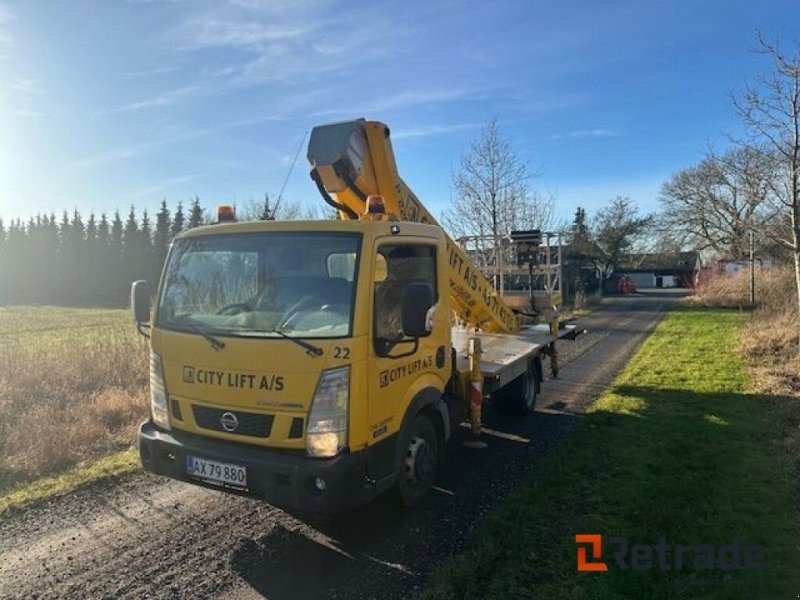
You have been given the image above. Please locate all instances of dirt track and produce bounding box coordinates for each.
[0,292,676,599]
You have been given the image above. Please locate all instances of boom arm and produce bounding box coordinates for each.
[307,119,520,333]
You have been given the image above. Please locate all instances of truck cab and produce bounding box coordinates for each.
[136,218,456,512]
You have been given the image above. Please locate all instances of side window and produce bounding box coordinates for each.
[373,244,436,349]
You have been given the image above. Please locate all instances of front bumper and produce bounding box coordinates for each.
[138,420,378,513]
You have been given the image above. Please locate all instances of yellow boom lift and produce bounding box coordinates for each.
[133,118,578,512]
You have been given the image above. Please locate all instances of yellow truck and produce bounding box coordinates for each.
[132,119,578,512]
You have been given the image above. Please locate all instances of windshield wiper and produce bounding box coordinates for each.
[267,329,323,357]
[173,316,226,351]
[189,324,226,351]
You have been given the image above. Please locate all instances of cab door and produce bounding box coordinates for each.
[366,239,449,463]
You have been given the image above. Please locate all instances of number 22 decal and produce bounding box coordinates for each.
[333,346,350,359]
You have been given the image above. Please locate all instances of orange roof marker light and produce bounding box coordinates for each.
[216,205,237,223]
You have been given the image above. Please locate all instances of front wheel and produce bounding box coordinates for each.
[395,414,439,508]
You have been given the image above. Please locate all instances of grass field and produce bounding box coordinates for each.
[424,307,800,599]
[0,306,148,492]
[0,306,139,349]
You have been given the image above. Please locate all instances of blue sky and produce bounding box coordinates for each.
[0,0,796,225]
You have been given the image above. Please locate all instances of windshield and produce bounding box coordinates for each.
[157,232,361,339]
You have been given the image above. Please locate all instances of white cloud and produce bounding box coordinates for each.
[72,130,209,169]
[124,0,187,4]
[310,88,481,119]
[177,19,315,51]
[73,113,285,168]
[392,122,481,140]
[115,85,201,112]
[125,174,199,200]
[0,78,44,117]
[225,0,324,9]
[501,94,588,114]
[0,4,13,24]
[9,108,43,118]
[7,78,42,96]
[163,2,407,89]
[550,128,619,140]
[125,65,183,78]
[0,2,13,53]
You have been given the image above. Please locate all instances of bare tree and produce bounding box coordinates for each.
[659,146,776,258]
[238,194,317,221]
[509,190,557,232]
[732,34,800,342]
[443,118,553,288]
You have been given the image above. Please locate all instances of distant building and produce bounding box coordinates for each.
[618,252,702,288]
[694,258,773,286]
[717,259,772,276]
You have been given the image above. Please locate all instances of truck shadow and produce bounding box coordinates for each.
[229,406,580,599]
[228,383,793,599]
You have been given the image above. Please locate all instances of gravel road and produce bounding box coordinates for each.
[0,292,677,599]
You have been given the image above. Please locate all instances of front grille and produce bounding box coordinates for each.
[191,405,274,438]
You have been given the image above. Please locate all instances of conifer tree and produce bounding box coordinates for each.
[153,199,171,266]
[84,213,99,301]
[140,209,153,281]
[188,196,204,228]
[0,218,5,303]
[97,213,110,252]
[59,211,70,251]
[111,211,124,258]
[70,210,85,251]
[171,200,185,238]
[5,221,26,303]
[123,206,138,249]
[86,213,97,247]
[140,209,152,247]
[123,206,140,287]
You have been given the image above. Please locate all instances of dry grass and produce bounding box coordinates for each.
[0,308,148,491]
[694,267,798,368]
[695,267,800,516]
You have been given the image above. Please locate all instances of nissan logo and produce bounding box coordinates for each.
[220,411,239,432]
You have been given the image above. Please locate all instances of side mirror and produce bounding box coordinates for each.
[131,280,153,323]
[401,282,434,338]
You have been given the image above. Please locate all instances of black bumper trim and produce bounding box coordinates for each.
[138,420,390,513]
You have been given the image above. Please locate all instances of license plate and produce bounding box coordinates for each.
[186,454,247,489]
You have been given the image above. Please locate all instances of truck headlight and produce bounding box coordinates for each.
[306,366,349,458]
[150,352,171,431]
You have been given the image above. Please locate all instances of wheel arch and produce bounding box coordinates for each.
[394,386,449,468]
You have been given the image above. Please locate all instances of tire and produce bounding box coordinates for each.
[395,414,439,508]
[496,360,538,416]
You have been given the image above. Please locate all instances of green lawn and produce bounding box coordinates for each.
[0,450,139,516]
[424,307,799,599]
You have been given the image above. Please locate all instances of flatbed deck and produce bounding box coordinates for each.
[452,323,579,392]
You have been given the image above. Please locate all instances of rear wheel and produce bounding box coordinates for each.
[496,360,538,415]
[395,414,439,508]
